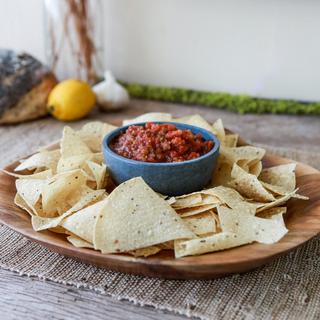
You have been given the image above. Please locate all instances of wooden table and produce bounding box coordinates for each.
[0,100,319,320]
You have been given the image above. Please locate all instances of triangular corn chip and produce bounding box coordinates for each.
[218,206,288,244]
[16,179,46,208]
[182,212,216,235]
[256,207,287,219]
[61,199,108,243]
[203,186,258,215]
[57,154,95,173]
[177,204,219,218]
[220,146,265,166]
[61,126,92,158]
[230,164,275,202]
[175,232,248,258]
[175,114,213,131]
[94,177,195,253]
[42,170,87,215]
[78,121,117,152]
[32,189,106,231]
[129,246,162,257]
[211,119,226,142]
[259,163,296,193]
[3,169,52,180]
[86,161,107,189]
[249,161,262,176]
[14,193,34,216]
[123,112,172,125]
[211,160,233,187]
[255,190,301,213]
[172,194,203,209]
[223,134,238,147]
[261,181,289,196]
[14,150,60,172]
[67,235,94,248]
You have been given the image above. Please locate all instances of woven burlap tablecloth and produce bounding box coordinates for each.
[0,141,319,320]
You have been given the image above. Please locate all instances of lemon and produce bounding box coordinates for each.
[47,79,96,121]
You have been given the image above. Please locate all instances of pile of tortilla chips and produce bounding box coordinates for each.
[6,113,307,258]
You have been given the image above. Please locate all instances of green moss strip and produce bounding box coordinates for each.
[121,82,320,115]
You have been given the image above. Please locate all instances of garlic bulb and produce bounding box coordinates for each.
[92,71,130,110]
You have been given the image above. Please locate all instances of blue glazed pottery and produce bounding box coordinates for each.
[102,122,220,196]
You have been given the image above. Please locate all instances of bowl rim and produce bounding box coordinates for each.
[102,121,220,167]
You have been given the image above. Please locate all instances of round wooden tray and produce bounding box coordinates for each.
[0,149,319,279]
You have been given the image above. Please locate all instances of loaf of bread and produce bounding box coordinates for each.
[0,49,57,124]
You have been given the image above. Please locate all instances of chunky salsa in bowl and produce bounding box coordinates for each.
[110,122,214,163]
[103,122,220,195]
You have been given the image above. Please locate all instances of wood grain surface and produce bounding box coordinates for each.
[0,99,319,319]
[0,268,184,320]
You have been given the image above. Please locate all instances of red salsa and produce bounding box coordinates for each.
[110,122,214,163]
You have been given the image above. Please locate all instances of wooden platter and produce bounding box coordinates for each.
[0,147,319,279]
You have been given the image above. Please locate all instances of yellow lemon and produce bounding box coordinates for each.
[47,79,96,121]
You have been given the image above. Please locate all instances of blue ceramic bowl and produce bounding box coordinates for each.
[102,122,220,196]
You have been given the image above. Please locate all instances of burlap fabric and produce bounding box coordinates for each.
[0,144,319,320]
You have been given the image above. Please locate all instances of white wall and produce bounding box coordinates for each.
[1,0,320,101]
[0,0,44,59]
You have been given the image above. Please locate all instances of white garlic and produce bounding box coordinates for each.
[92,71,130,110]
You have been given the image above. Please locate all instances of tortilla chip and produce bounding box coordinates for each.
[230,164,275,202]
[223,134,239,147]
[237,160,250,172]
[158,241,174,250]
[291,193,309,200]
[259,163,296,193]
[166,196,176,205]
[14,193,34,216]
[2,169,52,180]
[177,204,219,218]
[175,114,212,131]
[220,146,265,166]
[49,226,68,234]
[171,194,203,209]
[123,112,172,125]
[175,232,248,258]
[57,151,105,174]
[16,178,46,210]
[57,154,95,174]
[211,160,233,187]
[128,246,162,257]
[256,207,287,219]
[91,153,104,164]
[173,192,220,206]
[61,126,92,158]
[15,190,45,217]
[261,182,307,201]
[249,161,262,176]
[255,190,299,213]
[78,121,117,152]
[218,206,288,244]
[61,199,108,243]
[14,150,60,172]
[198,194,221,206]
[211,119,226,142]
[86,161,107,189]
[67,235,94,248]
[260,181,289,196]
[212,211,221,231]
[203,186,258,215]
[32,189,106,231]
[94,177,195,254]
[182,212,216,235]
[42,170,88,216]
